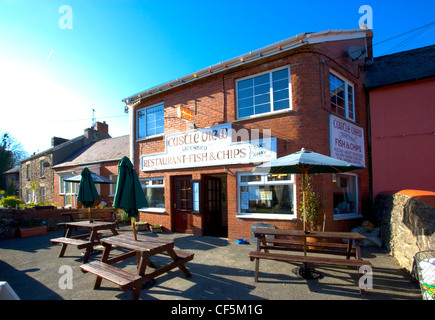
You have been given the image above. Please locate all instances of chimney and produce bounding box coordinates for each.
[94,121,109,134]
[51,136,69,147]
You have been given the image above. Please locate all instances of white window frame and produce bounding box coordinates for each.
[332,172,362,220]
[139,177,165,212]
[330,70,355,121]
[58,172,78,207]
[136,103,164,140]
[236,66,292,120]
[109,174,118,196]
[236,172,297,220]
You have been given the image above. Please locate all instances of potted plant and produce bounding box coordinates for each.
[298,176,323,231]
[150,224,162,233]
[135,221,149,231]
[19,219,47,238]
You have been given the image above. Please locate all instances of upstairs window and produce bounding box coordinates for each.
[137,103,164,139]
[330,72,355,121]
[236,67,291,119]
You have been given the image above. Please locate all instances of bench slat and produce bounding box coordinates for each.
[80,261,142,291]
[249,251,373,268]
[265,238,354,250]
[50,237,91,249]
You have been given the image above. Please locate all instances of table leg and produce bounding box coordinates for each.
[166,248,191,278]
[59,227,73,257]
[346,239,353,260]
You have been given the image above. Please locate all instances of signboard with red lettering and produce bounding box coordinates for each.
[141,123,277,171]
[177,106,194,121]
[329,114,365,167]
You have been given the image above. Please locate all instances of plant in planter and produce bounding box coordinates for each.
[19,219,47,238]
[135,221,149,231]
[298,176,323,231]
[150,224,162,233]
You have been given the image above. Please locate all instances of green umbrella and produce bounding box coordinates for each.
[76,167,100,223]
[113,156,148,241]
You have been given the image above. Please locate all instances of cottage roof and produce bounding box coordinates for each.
[52,135,129,168]
[365,44,435,89]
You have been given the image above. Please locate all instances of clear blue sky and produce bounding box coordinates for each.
[0,0,434,155]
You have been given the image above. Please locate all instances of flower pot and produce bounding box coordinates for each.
[135,222,148,231]
[150,225,162,233]
[19,226,47,238]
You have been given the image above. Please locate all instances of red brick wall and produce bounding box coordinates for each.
[134,36,372,240]
[52,161,120,207]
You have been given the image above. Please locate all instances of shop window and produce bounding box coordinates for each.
[137,103,164,140]
[330,72,355,121]
[237,172,296,219]
[333,173,360,218]
[236,67,291,119]
[140,178,165,211]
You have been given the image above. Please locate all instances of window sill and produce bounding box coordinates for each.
[139,208,166,213]
[333,213,363,220]
[136,134,164,143]
[236,213,297,220]
[233,109,292,123]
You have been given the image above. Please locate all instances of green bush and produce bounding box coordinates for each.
[0,196,22,208]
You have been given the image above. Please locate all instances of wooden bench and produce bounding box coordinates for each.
[248,251,373,294]
[50,237,92,257]
[262,238,356,257]
[80,261,143,300]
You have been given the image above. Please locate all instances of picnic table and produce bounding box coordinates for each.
[249,228,373,294]
[80,233,194,300]
[50,221,119,263]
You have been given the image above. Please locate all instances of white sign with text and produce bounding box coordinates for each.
[330,115,365,167]
[141,123,277,171]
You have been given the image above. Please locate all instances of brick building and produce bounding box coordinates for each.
[52,135,129,207]
[122,29,373,240]
[20,122,111,205]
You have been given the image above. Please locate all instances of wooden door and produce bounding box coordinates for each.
[203,176,222,236]
[172,176,192,233]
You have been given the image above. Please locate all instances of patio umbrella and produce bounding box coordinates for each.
[113,156,148,242]
[255,148,364,231]
[64,172,116,184]
[75,168,101,223]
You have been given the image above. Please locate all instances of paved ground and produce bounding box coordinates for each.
[0,224,422,301]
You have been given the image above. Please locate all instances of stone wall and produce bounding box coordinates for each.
[375,190,435,273]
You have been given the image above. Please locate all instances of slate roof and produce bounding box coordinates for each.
[53,135,129,168]
[365,44,435,89]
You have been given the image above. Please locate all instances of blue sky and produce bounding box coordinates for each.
[0,0,434,155]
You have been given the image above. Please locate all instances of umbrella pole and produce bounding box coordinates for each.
[302,170,308,256]
[88,207,91,223]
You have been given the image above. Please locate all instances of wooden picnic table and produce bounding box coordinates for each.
[249,228,373,294]
[59,209,119,228]
[80,233,194,300]
[50,221,119,263]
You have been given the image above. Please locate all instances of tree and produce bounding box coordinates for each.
[0,131,29,190]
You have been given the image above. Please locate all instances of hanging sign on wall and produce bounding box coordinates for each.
[329,114,365,167]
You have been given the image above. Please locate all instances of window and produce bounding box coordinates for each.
[40,161,45,178]
[137,104,164,139]
[26,164,30,180]
[237,173,295,219]
[140,178,165,210]
[40,187,45,203]
[109,174,118,196]
[333,173,360,218]
[330,72,355,120]
[59,174,78,207]
[237,67,291,119]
